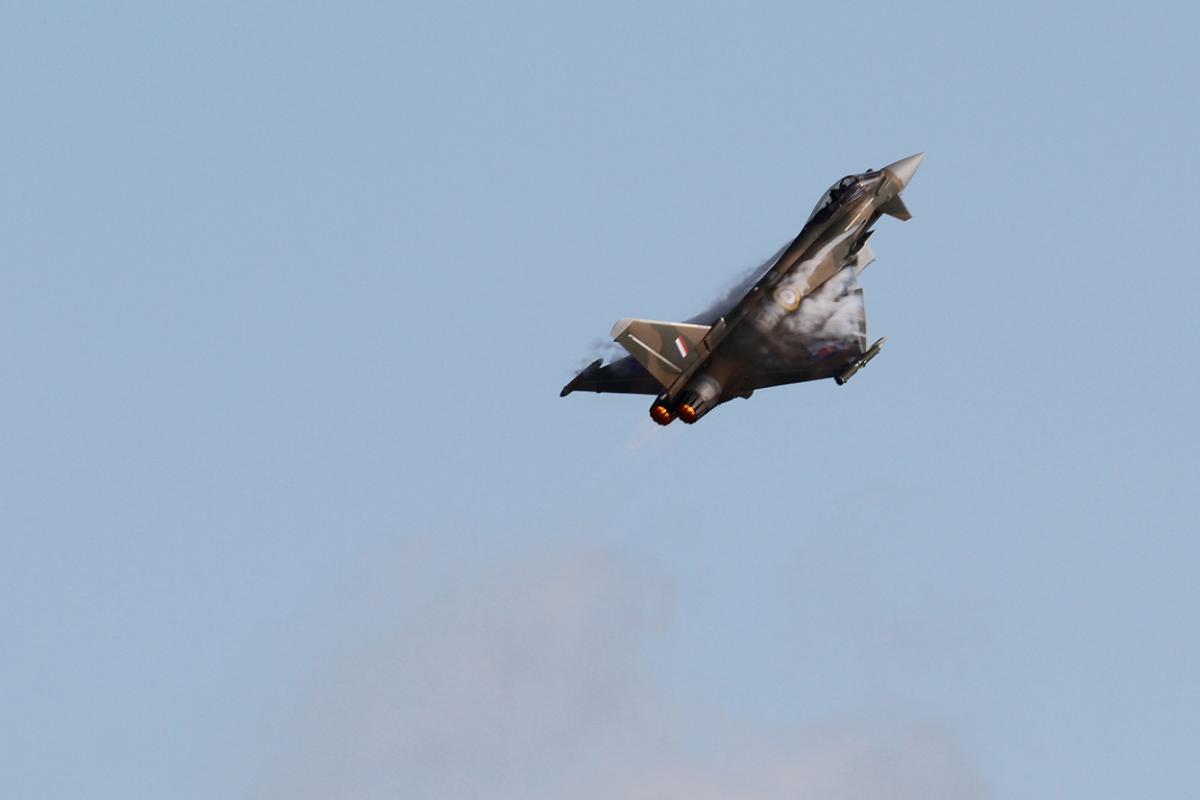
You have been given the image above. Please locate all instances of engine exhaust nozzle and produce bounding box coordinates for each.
[674,374,723,424]
[649,403,675,426]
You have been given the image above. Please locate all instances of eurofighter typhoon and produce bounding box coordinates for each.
[560,154,924,425]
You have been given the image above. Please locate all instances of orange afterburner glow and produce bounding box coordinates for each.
[678,404,699,424]
[649,404,675,426]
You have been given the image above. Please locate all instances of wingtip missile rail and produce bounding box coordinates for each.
[835,337,887,385]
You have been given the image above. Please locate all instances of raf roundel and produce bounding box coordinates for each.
[773,285,801,311]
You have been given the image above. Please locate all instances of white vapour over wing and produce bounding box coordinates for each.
[258,542,983,800]
[777,265,868,352]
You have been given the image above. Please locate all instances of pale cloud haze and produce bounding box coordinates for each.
[262,542,982,799]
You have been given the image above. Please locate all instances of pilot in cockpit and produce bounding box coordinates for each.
[808,174,861,221]
[828,175,858,201]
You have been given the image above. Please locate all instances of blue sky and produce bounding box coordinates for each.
[3,2,1198,798]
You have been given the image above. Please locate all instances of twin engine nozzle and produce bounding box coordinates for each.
[649,402,675,425]
[649,375,723,426]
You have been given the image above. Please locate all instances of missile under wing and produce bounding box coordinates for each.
[560,153,924,425]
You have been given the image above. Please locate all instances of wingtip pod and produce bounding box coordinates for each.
[835,337,887,385]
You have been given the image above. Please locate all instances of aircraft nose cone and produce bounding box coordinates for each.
[884,152,924,188]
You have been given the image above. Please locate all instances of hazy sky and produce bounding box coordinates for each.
[3,2,1199,798]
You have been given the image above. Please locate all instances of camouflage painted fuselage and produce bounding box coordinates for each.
[561,154,923,424]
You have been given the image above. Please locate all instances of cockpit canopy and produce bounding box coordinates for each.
[807,174,862,222]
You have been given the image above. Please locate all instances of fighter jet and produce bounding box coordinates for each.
[560,153,924,425]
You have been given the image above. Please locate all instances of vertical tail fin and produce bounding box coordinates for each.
[610,318,712,389]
